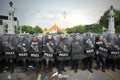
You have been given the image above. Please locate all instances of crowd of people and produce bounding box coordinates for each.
[0,32,120,74]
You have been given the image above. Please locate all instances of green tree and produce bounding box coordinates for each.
[116,25,120,33]
[83,24,101,34]
[99,9,120,33]
[66,24,103,34]
[14,25,20,34]
[33,26,43,33]
[21,25,33,34]
[73,25,84,33]
[92,24,103,34]
[4,24,8,33]
[66,25,85,33]
[99,10,109,28]
[66,28,73,33]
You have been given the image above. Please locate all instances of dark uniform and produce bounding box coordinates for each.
[83,33,95,73]
[42,35,55,73]
[71,34,84,73]
[29,36,43,73]
[1,34,17,73]
[0,35,4,72]
[15,35,30,72]
[95,35,108,72]
[106,33,120,71]
[116,34,120,69]
[56,35,71,73]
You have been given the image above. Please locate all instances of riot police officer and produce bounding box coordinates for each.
[83,33,95,73]
[15,34,30,72]
[1,34,17,73]
[116,34,120,69]
[106,33,120,71]
[0,35,4,72]
[95,35,108,72]
[42,35,55,73]
[55,34,71,73]
[29,36,43,73]
[71,33,84,73]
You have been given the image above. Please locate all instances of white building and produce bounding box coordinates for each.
[107,5,115,33]
[0,1,18,34]
[0,15,18,34]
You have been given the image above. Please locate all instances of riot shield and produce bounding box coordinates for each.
[0,34,3,72]
[83,32,95,58]
[116,33,120,68]
[1,34,18,73]
[15,34,30,60]
[106,33,120,58]
[55,34,71,61]
[29,35,43,61]
[1,34,17,59]
[71,33,85,60]
[0,34,4,60]
[42,34,56,72]
[95,34,108,57]
[14,34,31,72]
[42,34,55,61]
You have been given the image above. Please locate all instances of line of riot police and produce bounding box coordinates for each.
[0,32,120,74]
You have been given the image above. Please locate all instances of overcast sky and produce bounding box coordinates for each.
[0,0,120,29]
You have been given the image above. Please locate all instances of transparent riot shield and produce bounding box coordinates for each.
[1,34,17,59]
[27,34,43,73]
[1,34,17,73]
[117,34,120,57]
[14,34,31,72]
[0,34,3,72]
[71,33,85,60]
[116,33,120,68]
[55,34,71,61]
[83,32,95,58]
[106,33,120,58]
[15,34,30,60]
[29,35,43,61]
[42,34,55,61]
[0,34,4,60]
[95,34,108,57]
[42,34,56,73]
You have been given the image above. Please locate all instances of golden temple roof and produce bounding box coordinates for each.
[43,24,66,34]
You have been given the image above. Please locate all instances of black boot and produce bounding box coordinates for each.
[9,59,14,73]
[74,69,78,73]
[102,67,105,72]
[89,68,93,73]
[112,67,115,71]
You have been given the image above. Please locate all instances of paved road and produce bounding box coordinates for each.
[0,67,120,80]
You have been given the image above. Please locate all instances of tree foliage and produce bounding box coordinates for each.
[66,25,84,33]
[66,24,103,34]
[99,9,120,33]
[33,26,43,33]
[21,25,33,34]
[66,8,120,34]
[4,24,8,33]
[20,25,43,34]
